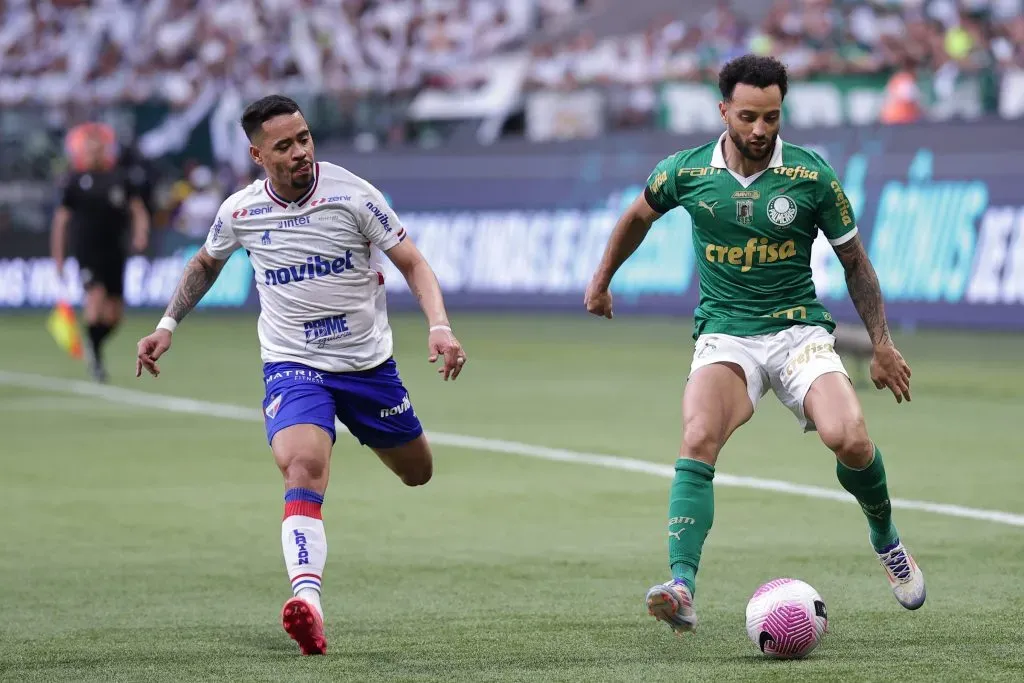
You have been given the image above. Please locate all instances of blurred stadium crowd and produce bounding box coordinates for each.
[2,0,1020,106]
[1,0,1022,237]
[0,0,588,106]
[527,0,1023,91]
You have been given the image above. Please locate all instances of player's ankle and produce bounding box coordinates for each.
[296,588,323,619]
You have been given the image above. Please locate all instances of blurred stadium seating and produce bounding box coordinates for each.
[0,0,1023,333]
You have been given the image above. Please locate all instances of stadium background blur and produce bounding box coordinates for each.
[2,1,1023,681]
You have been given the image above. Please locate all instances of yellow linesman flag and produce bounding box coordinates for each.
[47,301,83,359]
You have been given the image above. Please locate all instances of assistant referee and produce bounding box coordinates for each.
[50,122,150,382]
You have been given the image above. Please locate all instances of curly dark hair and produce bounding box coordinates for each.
[718,55,789,101]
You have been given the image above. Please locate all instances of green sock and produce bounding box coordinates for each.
[668,458,715,596]
[836,445,899,552]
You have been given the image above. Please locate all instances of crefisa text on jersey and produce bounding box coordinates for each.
[264,252,354,286]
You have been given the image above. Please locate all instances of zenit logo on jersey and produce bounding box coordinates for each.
[264,252,354,286]
[233,205,273,218]
[365,201,392,231]
[303,314,352,347]
[311,195,351,206]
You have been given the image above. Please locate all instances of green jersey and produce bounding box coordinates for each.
[644,134,857,339]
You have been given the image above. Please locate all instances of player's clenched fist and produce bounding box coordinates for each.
[428,326,466,381]
[136,330,172,378]
[584,281,614,319]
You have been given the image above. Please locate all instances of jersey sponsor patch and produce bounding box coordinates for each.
[264,252,354,286]
[365,201,393,231]
[233,205,273,218]
[303,314,352,348]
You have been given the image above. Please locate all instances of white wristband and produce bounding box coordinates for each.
[156,316,178,333]
[429,325,451,333]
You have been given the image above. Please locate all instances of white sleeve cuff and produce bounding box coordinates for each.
[827,226,858,246]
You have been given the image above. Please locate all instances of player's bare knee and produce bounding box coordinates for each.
[281,452,329,489]
[681,422,722,465]
[400,458,432,487]
[821,420,872,468]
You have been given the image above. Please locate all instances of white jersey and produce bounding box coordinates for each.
[203,161,406,373]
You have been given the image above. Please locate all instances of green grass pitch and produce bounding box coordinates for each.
[0,311,1021,682]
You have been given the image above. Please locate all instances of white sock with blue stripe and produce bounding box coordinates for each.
[282,487,327,619]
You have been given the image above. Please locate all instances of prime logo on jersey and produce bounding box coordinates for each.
[264,252,354,286]
[303,314,352,348]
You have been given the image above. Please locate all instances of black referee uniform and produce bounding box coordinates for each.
[59,165,142,298]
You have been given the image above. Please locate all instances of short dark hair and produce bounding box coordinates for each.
[240,95,303,142]
[718,55,789,101]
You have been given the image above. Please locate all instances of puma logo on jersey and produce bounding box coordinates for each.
[698,200,718,217]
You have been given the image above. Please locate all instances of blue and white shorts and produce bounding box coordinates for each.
[262,358,423,448]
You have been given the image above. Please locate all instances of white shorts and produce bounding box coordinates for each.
[688,325,850,432]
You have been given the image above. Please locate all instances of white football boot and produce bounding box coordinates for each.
[877,539,926,610]
[645,578,698,635]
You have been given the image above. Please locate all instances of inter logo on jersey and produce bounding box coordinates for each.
[767,195,798,227]
[278,216,311,229]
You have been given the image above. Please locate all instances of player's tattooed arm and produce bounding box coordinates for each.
[833,235,892,347]
[164,247,227,322]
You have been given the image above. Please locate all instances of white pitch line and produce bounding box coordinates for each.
[2,369,1022,528]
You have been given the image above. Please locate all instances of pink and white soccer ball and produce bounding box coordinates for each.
[745,578,828,659]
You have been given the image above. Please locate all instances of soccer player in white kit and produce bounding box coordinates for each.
[134,95,467,656]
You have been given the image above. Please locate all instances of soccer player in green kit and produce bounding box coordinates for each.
[585,55,925,635]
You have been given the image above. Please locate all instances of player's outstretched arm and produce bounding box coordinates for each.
[833,236,911,404]
[585,192,662,318]
[135,246,228,378]
[384,238,467,381]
